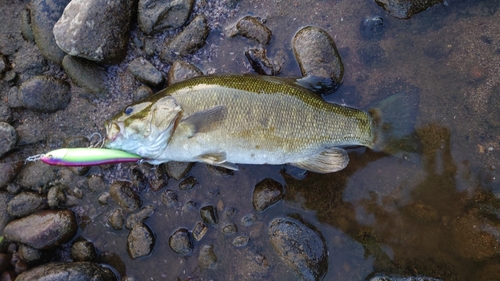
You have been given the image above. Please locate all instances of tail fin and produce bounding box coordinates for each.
[368,90,420,157]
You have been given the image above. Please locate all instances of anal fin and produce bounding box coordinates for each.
[291,147,349,173]
[197,152,239,171]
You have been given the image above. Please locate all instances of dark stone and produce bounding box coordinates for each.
[127,223,155,259]
[0,104,11,123]
[4,209,78,249]
[169,228,193,255]
[109,181,141,212]
[0,192,12,236]
[11,44,48,83]
[128,58,164,87]
[252,178,284,212]
[126,205,155,229]
[53,0,134,63]
[161,189,178,208]
[0,122,16,158]
[133,85,154,102]
[0,154,23,189]
[47,185,67,208]
[293,26,344,91]
[71,240,98,262]
[192,221,208,241]
[30,0,70,64]
[17,161,57,191]
[7,192,47,217]
[268,217,328,281]
[179,176,198,190]
[19,75,71,113]
[229,16,272,45]
[160,15,210,63]
[200,205,218,225]
[62,55,107,95]
[15,262,117,281]
[245,47,280,76]
[138,0,194,34]
[165,161,194,180]
[109,209,125,230]
[7,87,23,109]
[374,0,444,19]
[18,244,43,265]
[198,244,217,269]
[167,61,203,85]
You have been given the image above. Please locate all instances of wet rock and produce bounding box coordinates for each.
[198,244,217,269]
[160,15,210,63]
[7,192,47,217]
[126,205,155,229]
[0,104,12,123]
[357,43,386,66]
[245,47,280,76]
[30,0,70,64]
[0,154,23,189]
[222,223,237,235]
[15,261,117,281]
[132,85,154,102]
[179,176,198,190]
[4,70,17,83]
[165,161,194,180]
[11,44,48,83]
[167,60,203,85]
[229,249,270,280]
[241,213,257,227]
[21,9,35,42]
[293,26,344,90]
[169,228,193,256]
[161,189,178,208]
[401,202,440,223]
[138,0,194,34]
[109,209,125,230]
[109,181,141,212]
[18,244,43,265]
[200,205,218,225]
[360,16,386,40]
[127,223,155,259]
[62,55,107,95]
[47,184,67,207]
[229,16,272,45]
[268,217,328,281]
[252,178,284,212]
[17,161,57,191]
[0,192,12,236]
[0,123,16,158]
[19,75,71,113]
[53,0,134,63]
[232,235,249,247]
[7,87,23,108]
[128,58,164,87]
[374,0,444,19]
[71,240,98,262]
[4,209,77,249]
[192,221,208,241]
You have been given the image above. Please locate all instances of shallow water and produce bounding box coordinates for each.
[2,0,500,280]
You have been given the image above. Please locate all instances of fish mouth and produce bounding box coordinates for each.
[104,120,123,144]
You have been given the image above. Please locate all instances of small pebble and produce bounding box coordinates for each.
[192,221,208,241]
[232,235,249,247]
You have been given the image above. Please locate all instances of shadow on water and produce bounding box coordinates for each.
[283,123,499,280]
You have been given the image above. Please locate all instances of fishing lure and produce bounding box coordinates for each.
[38,148,143,166]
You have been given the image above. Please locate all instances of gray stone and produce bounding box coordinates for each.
[127,223,155,259]
[109,208,125,230]
[293,26,344,89]
[0,154,23,189]
[21,9,35,42]
[71,240,98,262]
[169,228,193,255]
[221,223,237,235]
[15,262,117,281]
[47,184,67,207]
[268,217,328,281]
[109,181,141,212]
[133,85,154,102]
[160,15,210,63]
[11,43,48,83]
[126,205,155,229]
[17,161,57,191]
[165,161,194,180]
[19,75,71,113]
[252,178,284,212]
[0,122,16,158]
[4,209,78,249]
[161,189,178,208]
[128,58,164,87]
[0,192,12,236]
[0,103,12,123]
[138,0,194,34]
[375,0,444,19]
[229,16,272,45]
[7,87,23,108]
[7,192,47,217]
[167,60,203,85]
[62,55,107,95]
[53,0,134,63]
[30,0,70,64]
[232,235,249,247]
[18,244,44,265]
[0,55,7,75]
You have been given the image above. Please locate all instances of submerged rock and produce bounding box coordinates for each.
[198,244,217,269]
[4,209,78,249]
[268,217,328,281]
[160,15,210,63]
[53,0,134,63]
[126,205,155,229]
[374,0,444,19]
[30,0,70,64]
[7,192,47,217]
[19,75,71,113]
[229,16,272,45]
[62,55,107,95]
[200,205,218,225]
[138,0,194,34]
[252,178,284,212]
[293,26,344,91]
[245,47,280,76]
[109,208,125,230]
[71,240,98,262]
[15,262,117,281]
[109,181,141,213]
[169,228,193,255]
[127,223,155,259]
[360,16,386,40]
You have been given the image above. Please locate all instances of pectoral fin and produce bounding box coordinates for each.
[179,105,228,137]
[291,147,349,173]
[197,152,239,170]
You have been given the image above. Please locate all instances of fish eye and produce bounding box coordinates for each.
[124,106,134,115]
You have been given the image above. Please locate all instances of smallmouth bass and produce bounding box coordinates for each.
[104,74,419,173]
